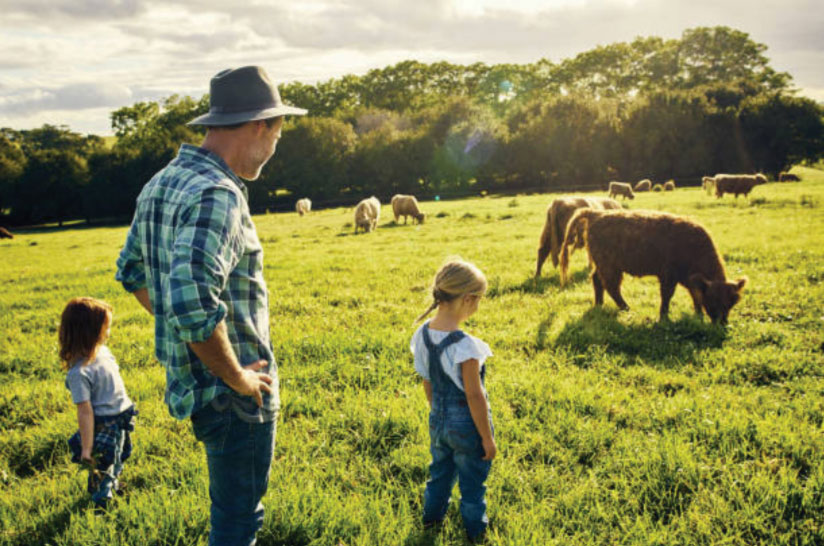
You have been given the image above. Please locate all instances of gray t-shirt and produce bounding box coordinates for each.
[65,345,133,416]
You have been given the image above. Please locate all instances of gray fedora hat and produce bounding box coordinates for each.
[188,65,307,126]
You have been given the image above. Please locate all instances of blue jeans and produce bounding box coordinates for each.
[423,403,492,539]
[191,404,277,546]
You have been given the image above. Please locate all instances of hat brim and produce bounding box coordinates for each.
[187,105,308,126]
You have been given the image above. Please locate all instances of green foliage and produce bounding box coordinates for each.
[1,168,823,544]
[2,26,822,227]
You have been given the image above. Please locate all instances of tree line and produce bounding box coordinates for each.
[1,26,823,226]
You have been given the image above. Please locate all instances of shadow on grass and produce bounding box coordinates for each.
[487,268,590,298]
[553,306,727,365]
[7,498,87,546]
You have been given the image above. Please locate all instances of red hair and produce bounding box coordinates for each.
[59,297,112,370]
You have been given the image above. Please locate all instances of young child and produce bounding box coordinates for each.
[60,297,137,510]
[410,259,496,543]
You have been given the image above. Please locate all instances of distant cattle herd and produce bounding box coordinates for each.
[287,170,801,323]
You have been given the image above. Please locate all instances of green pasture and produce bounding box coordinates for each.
[1,168,823,545]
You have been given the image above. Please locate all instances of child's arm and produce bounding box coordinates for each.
[76,401,95,464]
[461,359,496,461]
[423,379,433,409]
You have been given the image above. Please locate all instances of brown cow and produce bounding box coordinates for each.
[714,174,767,198]
[535,196,621,277]
[779,172,801,182]
[634,179,651,192]
[559,209,747,323]
[0,226,13,239]
[391,194,425,224]
[664,180,676,191]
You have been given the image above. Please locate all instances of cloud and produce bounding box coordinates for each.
[1,0,823,134]
[2,0,147,20]
[0,82,133,116]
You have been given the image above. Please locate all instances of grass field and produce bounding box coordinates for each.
[1,168,823,545]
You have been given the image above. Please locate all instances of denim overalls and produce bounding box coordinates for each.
[421,324,492,540]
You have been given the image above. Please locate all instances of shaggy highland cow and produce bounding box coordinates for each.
[714,174,767,198]
[634,179,652,192]
[779,172,801,182]
[295,198,311,216]
[535,196,621,277]
[664,180,676,191]
[0,226,13,239]
[559,209,747,323]
[354,196,381,233]
[608,181,635,200]
[390,194,425,224]
[702,176,716,195]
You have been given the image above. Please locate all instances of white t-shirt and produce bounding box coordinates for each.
[410,321,493,392]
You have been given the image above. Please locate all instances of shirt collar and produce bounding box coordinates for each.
[178,143,248,196]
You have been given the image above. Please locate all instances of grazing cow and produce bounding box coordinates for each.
[634,179,652,192]
[714,174,767,198]
[354,196,381,233]
[295,198,312,216]
[390,194,425,224]
[559,209,747,323]
[779,172,801,182]
[664,180,675,191]
[702,176,716,195]
[652,184,664,192]
[608,181,635,200]
[0,226,13,239]
[535,196,621,277]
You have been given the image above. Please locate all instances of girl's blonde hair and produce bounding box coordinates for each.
[59,297,112,370]
[415,259,487,323]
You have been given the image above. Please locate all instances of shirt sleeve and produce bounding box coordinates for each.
[115,215,147,293]
[66,369,92,404]
[452,336,493,369]
[166,187,245,343]
[410,327,430,381]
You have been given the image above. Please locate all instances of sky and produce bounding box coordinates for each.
[1,0,823,136]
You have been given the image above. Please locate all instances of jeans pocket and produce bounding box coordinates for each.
[447,421,482,456]
[191,405,231,455]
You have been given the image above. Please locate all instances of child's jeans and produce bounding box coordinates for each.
[191,401,277,546]
[423,402,492,539]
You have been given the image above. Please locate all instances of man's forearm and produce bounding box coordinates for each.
[132,287,153,315]
[188,321,244,388]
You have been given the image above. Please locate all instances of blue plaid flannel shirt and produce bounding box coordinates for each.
[115,144,278,420]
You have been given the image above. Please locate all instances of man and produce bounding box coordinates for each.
[115,66,306,545]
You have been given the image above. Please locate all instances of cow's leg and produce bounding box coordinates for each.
[687,285,704,317]
[536,245,550,278]
[658,276,677,321]
[592,271,604,306]
[601,270,629,311]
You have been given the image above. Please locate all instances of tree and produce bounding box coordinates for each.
[739,93,824,176]
[265,117,357,203]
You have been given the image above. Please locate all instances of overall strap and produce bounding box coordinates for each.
[424,324,468,398]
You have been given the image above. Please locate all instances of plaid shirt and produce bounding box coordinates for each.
[69,406,137,468]
[115,144,278,420]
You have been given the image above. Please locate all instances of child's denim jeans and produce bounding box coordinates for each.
[423,402,493,539]
[191,402,276,546]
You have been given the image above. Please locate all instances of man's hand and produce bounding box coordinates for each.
[481,437,497,461]
[226,360,273,408]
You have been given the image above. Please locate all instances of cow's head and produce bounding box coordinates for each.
[691,274,748,324]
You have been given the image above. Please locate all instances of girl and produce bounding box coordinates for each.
[410,259,495,543]
[60,297,137,510]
